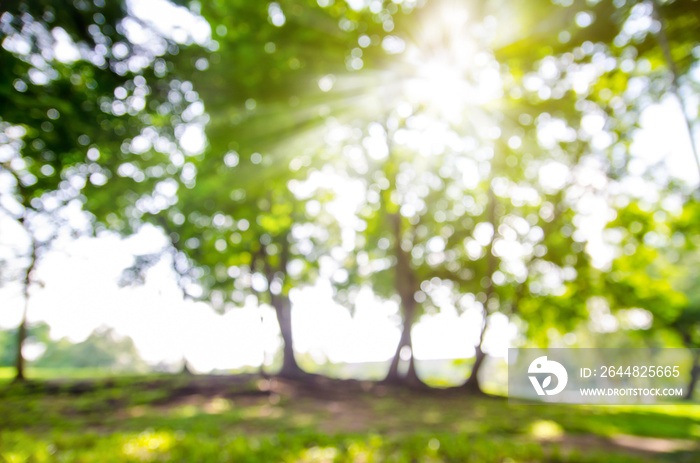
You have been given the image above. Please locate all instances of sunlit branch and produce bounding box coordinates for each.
[651,0,700,186]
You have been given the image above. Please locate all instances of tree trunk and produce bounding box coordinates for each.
[13,308,28,382]
[463,345,486,393]
[14,239,36,383]
[385,328,403,382]
[404,347,422,385]
[384,213,423,386]
[259,238,305,379]
[271,293,304,378]
[463,304,488,393]
[463,185,496,394]
[385,302,418,383]
[180,358,194,375]
[684,349,700,401]
[384,314,423,386]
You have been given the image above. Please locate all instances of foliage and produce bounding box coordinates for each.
[34,326,147,371]
[0,322,147,371]
[606,194,700,346]
[0,322,50,367]
[0,0,195,226]
[0,0,202,379]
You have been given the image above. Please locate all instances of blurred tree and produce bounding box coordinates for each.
[574,0,700,397]
[35,326,147,371]
[486,0,700,392]
[0,322,146,371]
[0,321,50,367]
[0,0,197,380]
[662,199,700,399]
[605,196,700,399]
[328,0,606,389]
[127,0,392,377]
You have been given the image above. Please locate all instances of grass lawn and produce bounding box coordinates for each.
[0,373,699,462]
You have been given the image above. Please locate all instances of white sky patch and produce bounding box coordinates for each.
[268,2,286,27]
[0,216,514,370]
[127,0,211,45]
[482,312,517,358]
[318,74,335,92]
[580,112,605,136]
[413,311,475,360]
[178,124,206,155]
[539,161,570,192]
[51,27,80,63]
[631,96,699,185]
[291,282,400,363]
[346,0,366,12]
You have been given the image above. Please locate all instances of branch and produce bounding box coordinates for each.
[651,0,700,183]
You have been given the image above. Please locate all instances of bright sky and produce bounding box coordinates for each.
[0,0,698,373]
[0,224,517,370]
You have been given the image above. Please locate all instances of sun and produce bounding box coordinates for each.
[390,0,503,128]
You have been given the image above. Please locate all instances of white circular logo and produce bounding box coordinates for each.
[528,356,568,396]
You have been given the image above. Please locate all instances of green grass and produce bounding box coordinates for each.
[0,374,698,462]
[0,367,129,381]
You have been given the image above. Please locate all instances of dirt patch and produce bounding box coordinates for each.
[539,433,699,457]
